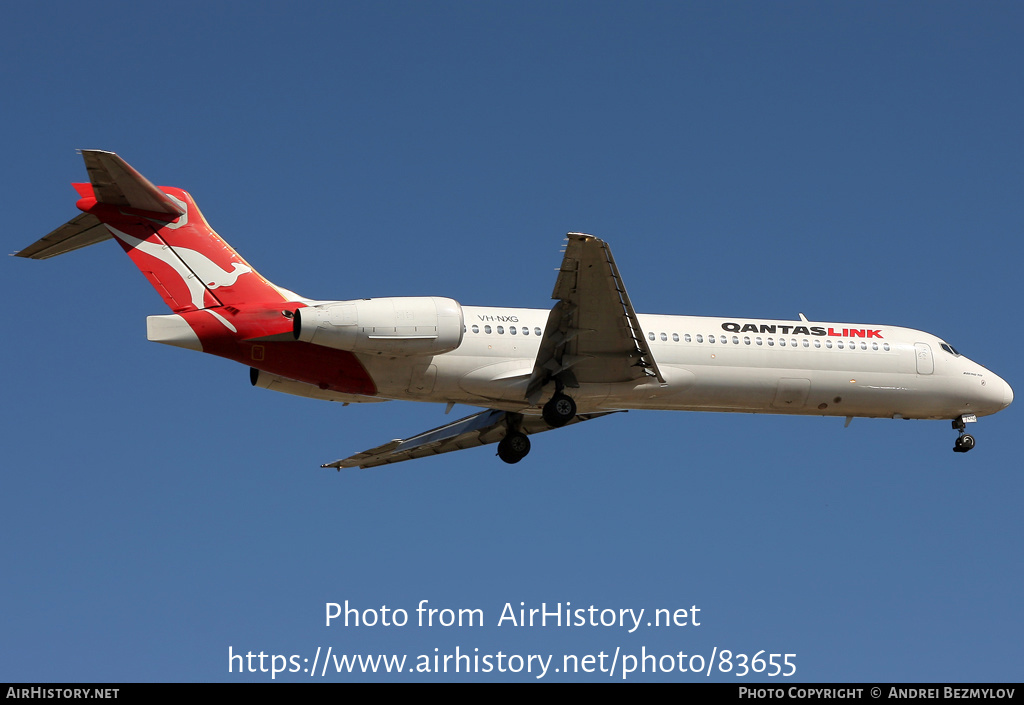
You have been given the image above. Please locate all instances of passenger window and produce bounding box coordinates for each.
[648,332,655,341]
[497,326,504,334]
[708,335,716,343]
[485,325,492,334]
[696,334,703,343]
[522,327,529,335]
[732,336,739,344]
[814,340,821,348]
[883,343,890,351]
[837,341,844,349]
[744,336,751,345]
[684,334,692,343]
[767,338,774,346]
[672,333,679,342]
[779,338,786,347]
[825,340,832,349]
[472,324,479,333]
[756,337,763,346]
[510,326,517,335]
[534,327,542,336]
[660,332,667,341]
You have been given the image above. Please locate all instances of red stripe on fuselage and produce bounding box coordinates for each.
[166,305,377,396]
[244,342,377,397]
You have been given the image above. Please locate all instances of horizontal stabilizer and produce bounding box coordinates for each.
[16,150,186,260]
[13,213,111,259]
[81,149,185,216]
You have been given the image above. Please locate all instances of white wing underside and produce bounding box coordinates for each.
[323,408,617,469]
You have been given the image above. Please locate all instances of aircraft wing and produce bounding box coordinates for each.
[323,408,616,469]
[527,233,663,402]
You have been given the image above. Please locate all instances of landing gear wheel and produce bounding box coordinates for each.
[543,392,577,428]
[954,434,975,453]
[497,431,531,464]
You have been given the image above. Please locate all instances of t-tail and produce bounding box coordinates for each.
[16,150,293,313]
[16,150,377,397]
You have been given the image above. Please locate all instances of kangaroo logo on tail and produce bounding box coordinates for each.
[107,224,253,310]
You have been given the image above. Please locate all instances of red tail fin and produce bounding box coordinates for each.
[16,151,376,397]
[16,150,290,312]
[89,182,288,312]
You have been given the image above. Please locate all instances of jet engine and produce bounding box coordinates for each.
[293,296,464,356]
[250,368,386,403]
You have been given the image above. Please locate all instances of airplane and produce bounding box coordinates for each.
[16,150,1013,468]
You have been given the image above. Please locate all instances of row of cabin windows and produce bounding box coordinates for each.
[647,331,892,352]
[470,324,544,336]
[464,323,893,352]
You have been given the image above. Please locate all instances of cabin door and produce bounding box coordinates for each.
[914,343,933,375]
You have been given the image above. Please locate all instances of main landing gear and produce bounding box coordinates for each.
[497,430,530,464]
[542,391,577,428]
[497,414,531,464]
[952,415,977,453]
[496,389,579,465]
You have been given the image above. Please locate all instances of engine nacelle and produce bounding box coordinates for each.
[250,368,386,404]
[294,296,464,356]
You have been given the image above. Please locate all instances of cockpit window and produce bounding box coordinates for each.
[940,342,961,356]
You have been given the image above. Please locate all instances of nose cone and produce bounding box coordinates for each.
[957,354,1012,416]
[984,373,1013,414]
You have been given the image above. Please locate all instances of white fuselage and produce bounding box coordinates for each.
[357,306,1012,421]
[23,152,1011,466]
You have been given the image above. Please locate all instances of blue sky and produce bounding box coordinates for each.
[3,2,1021,682]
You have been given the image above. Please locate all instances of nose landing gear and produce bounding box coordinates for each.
[952,415,977,453]
[954,434,975,453]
